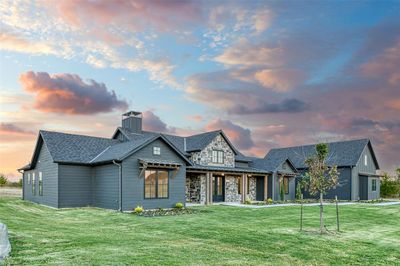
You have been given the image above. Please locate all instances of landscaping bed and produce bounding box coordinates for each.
[135,207,200,217]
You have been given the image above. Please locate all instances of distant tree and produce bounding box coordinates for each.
[0,174,7,187]
[396,168,400,179]
[303,143,339,234]
[381,171,400,198]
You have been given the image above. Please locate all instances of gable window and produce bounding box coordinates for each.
[284,177,289,194]
[372,179,377,191]
[237,176,242,194]
[212,150,224,164]
[32,173,36,195]
[364,155,368,166]
[144,169,169,199]
[39,172,43,196]
[153,146,161,155]
[27,173,31,184]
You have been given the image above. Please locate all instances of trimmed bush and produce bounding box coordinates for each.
[244,199,252,204]
[265,198,273,205]
[175,202,184,209]
[134,206,144,214]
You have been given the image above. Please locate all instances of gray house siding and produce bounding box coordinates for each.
[121,139,187,211]
[351,144,379,200]
[23,143,58,208]
[58,165,92,208]
[92,164,119,210]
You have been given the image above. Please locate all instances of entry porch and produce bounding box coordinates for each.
[185,166,272,205]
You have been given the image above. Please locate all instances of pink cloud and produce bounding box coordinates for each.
[19,71,128,115]
[142,110,169,133]
[254,69,306,92]
[205,119,254,150]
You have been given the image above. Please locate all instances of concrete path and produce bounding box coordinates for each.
[221,201,399,208]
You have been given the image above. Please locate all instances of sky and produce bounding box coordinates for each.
[0,0,399,181]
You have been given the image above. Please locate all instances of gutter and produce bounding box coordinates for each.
[112,160,123,212]
[17,169,24,200]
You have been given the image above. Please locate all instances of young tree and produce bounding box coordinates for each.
[303,143,339,233]
[0,174,7,187]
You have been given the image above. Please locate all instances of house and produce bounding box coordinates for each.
[264,139,381,200]
[19,111,381,210]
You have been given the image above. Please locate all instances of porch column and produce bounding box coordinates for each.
[206,172,213,205]
[241,174,247,203]
[205,172,209,205]
[209,173,213,204]
[272,172,276,201]
[264,175,268,200]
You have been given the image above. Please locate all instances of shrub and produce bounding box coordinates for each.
[134,206,144,214]
[265,198,273,205]
[381,173,400,198]
[244,199,252,204]
[175,202,184,209]
[0,175,7,187]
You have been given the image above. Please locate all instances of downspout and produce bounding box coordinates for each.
[350,166,353,201]
[18,169,24,200]
[113,160,122,212]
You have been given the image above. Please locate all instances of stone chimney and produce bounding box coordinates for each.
[122,111,142,134]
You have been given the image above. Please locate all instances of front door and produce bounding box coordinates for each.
[256,177,265,201]
[359,175,368,200]
[213,175,225,202]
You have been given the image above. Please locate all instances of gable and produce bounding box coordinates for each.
[355,142,379,172]
[279,160,297,173]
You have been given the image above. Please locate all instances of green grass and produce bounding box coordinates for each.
[1,197,399,265]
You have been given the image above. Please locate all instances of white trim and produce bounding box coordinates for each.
[89,145,112,163]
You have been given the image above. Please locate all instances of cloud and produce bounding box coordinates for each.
[0,123,35,135]
[205,119,254,150]
[186,72,310,115]
[252,9,273,34]
[214,39,283,67]
[360,40,400,86]
[142,110,169,133]
[19,71,128,115]
[0,30,56,55]
[86,54,107,68]
[254,69,306,92]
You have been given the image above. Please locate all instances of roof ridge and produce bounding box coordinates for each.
[269,138,370,151]
[40,130,114,141]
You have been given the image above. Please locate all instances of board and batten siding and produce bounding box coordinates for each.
[121,138,187,211]
[92,164,119,210]
[23,143,58,207]
[58,165,92,208]
[351,144,379,200]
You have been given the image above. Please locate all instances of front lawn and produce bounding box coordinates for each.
[0,197,399,265]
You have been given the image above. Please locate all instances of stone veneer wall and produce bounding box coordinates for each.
[185,175,206,204]
[225,176,241,202]
[191,134,235,167]
[247,177,257,201]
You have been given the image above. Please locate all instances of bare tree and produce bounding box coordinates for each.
[303,143,339,234]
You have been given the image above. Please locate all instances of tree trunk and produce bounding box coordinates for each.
[320,193,324,234]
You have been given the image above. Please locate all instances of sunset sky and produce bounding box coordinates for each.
[1,0,399,180]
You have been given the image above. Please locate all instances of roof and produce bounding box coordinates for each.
[113,128,240,157]
[264,139,379,169]
[40,130,118,164]
[250,157,297,173]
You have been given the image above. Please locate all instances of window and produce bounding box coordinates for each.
[28,173,31,184]
[39,172,43,196]
[237,176,242,194]
[153,146,161,155]
[247,177,250,194]
[364,154,368,166]
[372,179,377,191]
[212,150,224,164]
[32,173,36,195]
[284,178,289,194]
[145,169,169,199]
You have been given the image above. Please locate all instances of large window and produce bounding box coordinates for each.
[145,170,169,199]
[247,177,250,194]
[212,150,224,164]
[372,179,377,191]
[39,172,43,196]
[284,178,289,194]
[32,173,36,195]
[237,176,242,194]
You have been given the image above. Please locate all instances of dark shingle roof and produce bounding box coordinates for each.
[264,139,374,169]
[40,130,119,164]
